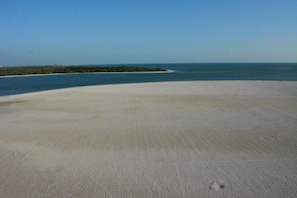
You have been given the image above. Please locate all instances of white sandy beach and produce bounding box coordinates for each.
[0,81,297,197]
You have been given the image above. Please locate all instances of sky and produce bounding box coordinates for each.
[1,0,296,66]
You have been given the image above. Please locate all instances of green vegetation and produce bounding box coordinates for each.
[0,66,167,76]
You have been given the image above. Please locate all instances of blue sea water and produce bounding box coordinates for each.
[0,63,296,96]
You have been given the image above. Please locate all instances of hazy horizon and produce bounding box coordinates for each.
[1,0,296,66]
[1,62,297,67]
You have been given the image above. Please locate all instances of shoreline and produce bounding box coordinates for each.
[1,81,296,197]
[0,80,296,98]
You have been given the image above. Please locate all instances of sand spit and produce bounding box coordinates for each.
[0,81,297,197]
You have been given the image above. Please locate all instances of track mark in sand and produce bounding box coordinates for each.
[0,100,25,106]
[259,136,276,143]
[209,181,225,191]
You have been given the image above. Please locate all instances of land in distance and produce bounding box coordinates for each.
[0,65,167,76]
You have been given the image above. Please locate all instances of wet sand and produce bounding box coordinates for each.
[0,81,297,197]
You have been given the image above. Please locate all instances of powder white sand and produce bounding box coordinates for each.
[0,81,297,197]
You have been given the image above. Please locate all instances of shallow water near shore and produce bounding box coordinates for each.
[1,63,297,96]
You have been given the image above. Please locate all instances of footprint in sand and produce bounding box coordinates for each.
[259,136,276,143]
[209,181,225,191]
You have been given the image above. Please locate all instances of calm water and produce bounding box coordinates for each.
[1,63,296,96]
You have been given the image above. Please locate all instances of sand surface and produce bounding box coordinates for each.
[0,81,297,197]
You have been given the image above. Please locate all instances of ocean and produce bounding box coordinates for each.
[1,63,296,96]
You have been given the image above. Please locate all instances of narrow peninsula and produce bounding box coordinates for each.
[0,65,167,76]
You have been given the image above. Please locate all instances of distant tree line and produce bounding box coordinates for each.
[0,66,166,76]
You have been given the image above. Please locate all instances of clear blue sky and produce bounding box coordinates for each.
[1,0,296,66]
